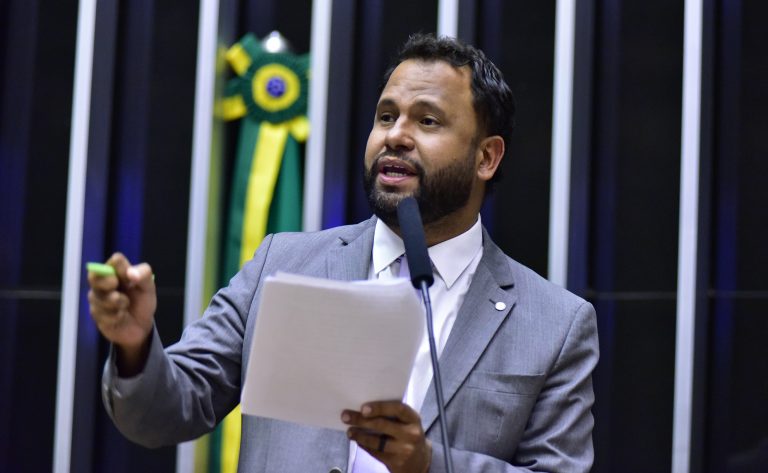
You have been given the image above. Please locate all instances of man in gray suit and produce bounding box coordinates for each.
[89,34,598,472]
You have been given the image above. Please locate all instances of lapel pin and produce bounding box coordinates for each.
[494,301,507,311]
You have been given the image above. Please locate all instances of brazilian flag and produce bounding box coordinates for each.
[200,33,309,473]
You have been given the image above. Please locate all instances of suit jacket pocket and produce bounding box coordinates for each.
[449,372,546,458]
[464,371,545,396]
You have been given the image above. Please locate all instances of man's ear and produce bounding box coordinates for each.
[476,135,505,182]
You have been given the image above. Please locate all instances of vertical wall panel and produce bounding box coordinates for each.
[688,1,716,472]
[549,0,577,286]
[84,1,200,471]
[567,0,596,297]
[705,1,768,471]
[476,0,556,277]
[0,0,78,471]
[303,0,333,232]
[586,1,684,472]
[68,3,119,472]
[0,1,38,465]
[673,0,704,470]
[319,0,356,229]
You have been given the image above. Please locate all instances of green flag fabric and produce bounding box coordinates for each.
[197,33,309,473]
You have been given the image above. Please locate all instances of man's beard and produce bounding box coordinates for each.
[363,147,476,228]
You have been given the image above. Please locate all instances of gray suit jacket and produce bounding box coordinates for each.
[103,217,599,472]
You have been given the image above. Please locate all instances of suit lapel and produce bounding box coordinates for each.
[421,232,517,432]
[326,218,376,281]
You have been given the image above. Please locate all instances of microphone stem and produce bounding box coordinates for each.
[420,280,454,473]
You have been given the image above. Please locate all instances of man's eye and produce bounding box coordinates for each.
[379,113,395,123]
[421,117,439,126]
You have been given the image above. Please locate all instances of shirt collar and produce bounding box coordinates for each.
[372,219,406,276]
[372,215,483,289]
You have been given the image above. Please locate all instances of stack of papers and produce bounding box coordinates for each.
[241,272,425,430]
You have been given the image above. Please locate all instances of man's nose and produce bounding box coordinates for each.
[384,118,415,151]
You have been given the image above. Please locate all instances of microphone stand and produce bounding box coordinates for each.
[396,196,454,473]
[418,280,454,473]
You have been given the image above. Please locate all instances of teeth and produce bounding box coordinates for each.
[381,164,411,177]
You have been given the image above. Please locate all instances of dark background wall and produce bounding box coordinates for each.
[0,0,765,472]
[0,0,78,470]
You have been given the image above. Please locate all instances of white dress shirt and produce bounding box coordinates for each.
[349,216,484,472]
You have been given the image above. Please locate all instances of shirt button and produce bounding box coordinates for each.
[494,301,507,311]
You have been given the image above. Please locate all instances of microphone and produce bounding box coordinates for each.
[396,196,454,473]
[396,197,434,289]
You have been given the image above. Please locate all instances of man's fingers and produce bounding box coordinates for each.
[86,253,156,355]
[88,290,129,312]
[103,252,154,292]
[341,401,421,428]
[360,401,421,424]
[347,428,401,455]
[344,414,407,439]
[342,402,425,443]
[127,263,155,291]
[348,428,382,451]
[343,401,430,472]
[88,290,130,324]
[88,270,119,293]
[107,252,131,282]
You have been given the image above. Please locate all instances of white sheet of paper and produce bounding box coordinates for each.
[241,272,425,431]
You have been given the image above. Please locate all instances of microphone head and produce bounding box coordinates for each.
[396,197,434,288]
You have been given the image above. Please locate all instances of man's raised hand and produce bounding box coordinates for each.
[87,252,156,376]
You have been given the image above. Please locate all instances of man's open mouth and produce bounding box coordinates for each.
[380,163,416,177]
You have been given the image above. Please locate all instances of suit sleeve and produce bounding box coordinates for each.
[430,301,599,472]
[101,234,275,448]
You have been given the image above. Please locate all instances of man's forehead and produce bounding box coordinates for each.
[380,59,472,100]
[389,58,471,81]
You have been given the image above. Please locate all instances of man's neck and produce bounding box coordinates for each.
[424,216,479,246]
[388,212,479,247]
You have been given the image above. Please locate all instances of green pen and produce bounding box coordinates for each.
[86,262,116,276]
[87,262,155,281]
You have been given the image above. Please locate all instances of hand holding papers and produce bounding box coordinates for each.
[241,272,424,431]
